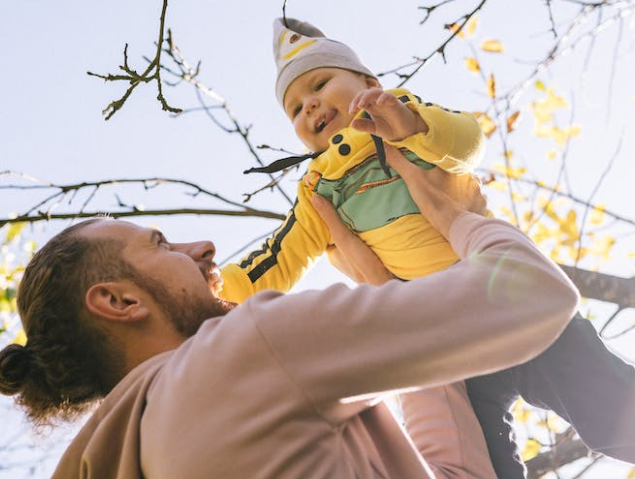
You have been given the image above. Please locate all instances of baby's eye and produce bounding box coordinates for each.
[315,79,327,91]
[292,105,302,118]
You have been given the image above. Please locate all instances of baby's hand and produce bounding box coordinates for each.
[349,88,429,141]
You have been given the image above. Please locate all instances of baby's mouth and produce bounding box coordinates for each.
[315,110,335,134]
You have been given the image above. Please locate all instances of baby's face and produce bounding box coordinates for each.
[284,67,378,152]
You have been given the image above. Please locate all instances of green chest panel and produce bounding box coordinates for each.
[314,150,435,233]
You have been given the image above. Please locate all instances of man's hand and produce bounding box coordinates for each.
[311,146,487,284]
[349,88,429,141]
[311,194,395,285]
[384,145,487,239]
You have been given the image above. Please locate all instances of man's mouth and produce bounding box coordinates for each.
[203,264,223,294]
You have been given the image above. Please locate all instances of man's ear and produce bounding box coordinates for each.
[366,75,381,89]
[85,281,150,323]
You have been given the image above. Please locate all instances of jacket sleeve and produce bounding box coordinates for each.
[219,180,332,304]
[249,213,579,422]
[387,93,485,175]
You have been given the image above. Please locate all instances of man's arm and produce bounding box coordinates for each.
[249,155,579,419]
[312,156,498,479]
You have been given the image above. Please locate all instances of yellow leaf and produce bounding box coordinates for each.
[6,222,25,242]
[530,222,556,246]
[487,73,496,98]
[474,112,497,138]
[549,247,561,262]
[535,80,546,92]
[491,164,527,179]
[627,466,635,479]
[534,125,580,146]
[497,206,517,224]
[464,57,480,73]
[448,17,478,39]
[589,235,615,262]
[12,329,27,346]
[507,111,521,133]
[544,88,568,109]
[481,39,504,53]
[512,399,531,423]
[561,209,579,238]
[465,16,479,37]
[523,210,534,223]
[590,203,606,225]
[531,88,569,127]
[521,438,541,461]
[487,180,507,191]
[546,150,557,161]
[447,23,464,38]
[511,192,527,203]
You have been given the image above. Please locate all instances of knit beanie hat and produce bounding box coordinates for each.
[273,17,376,105]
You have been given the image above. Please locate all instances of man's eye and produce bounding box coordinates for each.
[158,234,170,248]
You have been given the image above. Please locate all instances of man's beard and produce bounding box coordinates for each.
[140,274,235,338]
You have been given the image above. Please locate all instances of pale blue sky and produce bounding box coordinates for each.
[1,1,634,477]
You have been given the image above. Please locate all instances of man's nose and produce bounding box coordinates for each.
[172,241,216,262]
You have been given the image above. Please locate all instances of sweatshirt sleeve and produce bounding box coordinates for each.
[219,180,332,304]
[400,384,498,479]
[386,92,485,175]
[249,213,579,421]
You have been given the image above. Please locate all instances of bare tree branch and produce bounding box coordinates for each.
[87,0,181,119]
[526,438,595,479]
[0,208,285,226]
[159,31,294,205]
[503,1,635,106]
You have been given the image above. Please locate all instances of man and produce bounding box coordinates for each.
[0,151,579,478]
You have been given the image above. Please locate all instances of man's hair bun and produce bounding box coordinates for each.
[0,343,31,396]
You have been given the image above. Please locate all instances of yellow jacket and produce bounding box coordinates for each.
[220,89,485,303]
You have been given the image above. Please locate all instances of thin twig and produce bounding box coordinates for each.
[377,0,490,86]
[418,0,459,24]
[87,0,181,119]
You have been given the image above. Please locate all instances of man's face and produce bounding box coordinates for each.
[284,67,378,152]
[82,220,235,337]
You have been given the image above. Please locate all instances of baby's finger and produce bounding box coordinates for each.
[374,91,401,108]
[349,88,383,114]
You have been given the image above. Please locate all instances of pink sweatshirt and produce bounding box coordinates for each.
[51,214,579,479]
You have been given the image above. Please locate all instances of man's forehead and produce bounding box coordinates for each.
[79,218,146,241]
